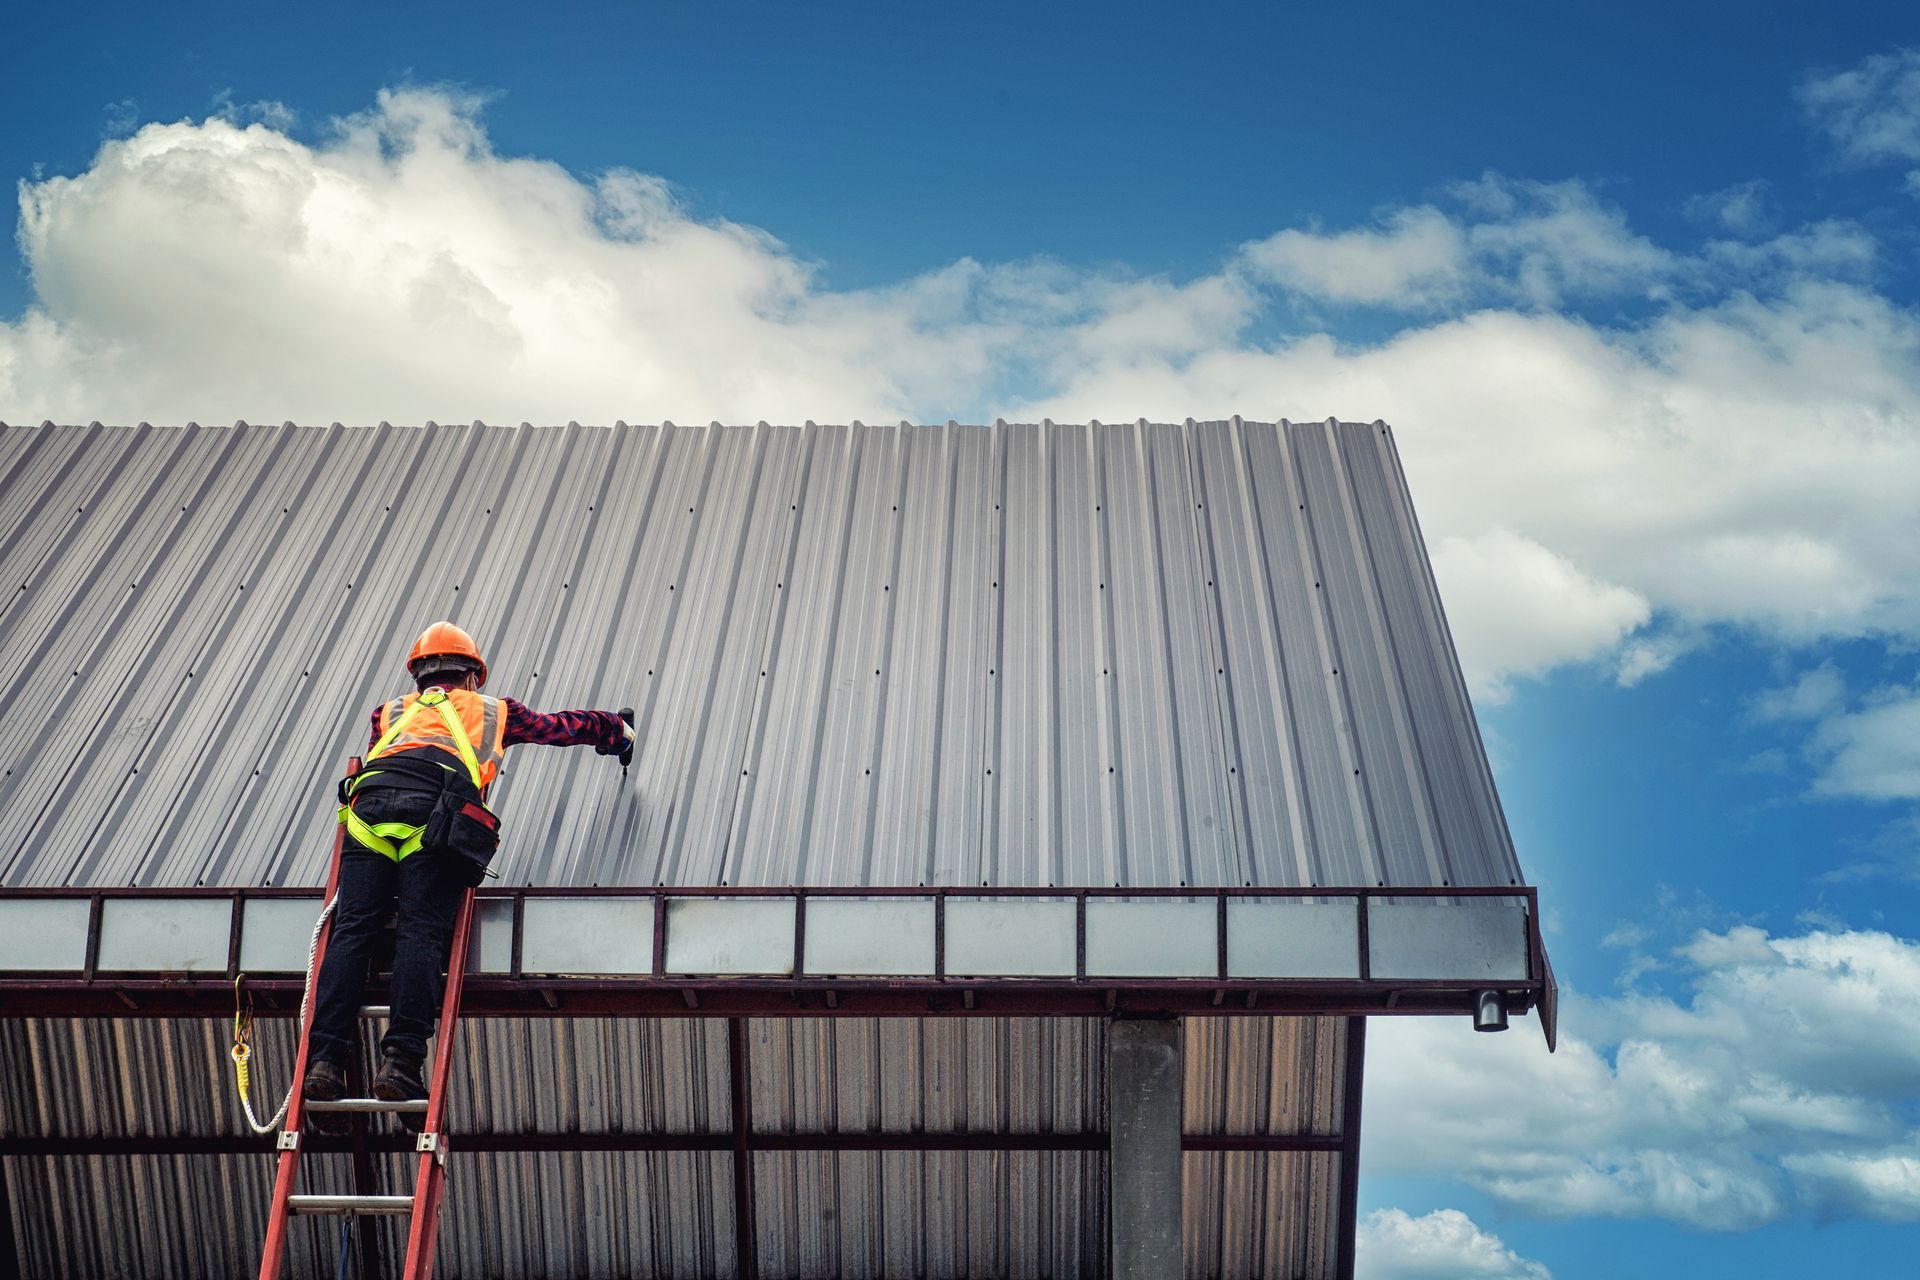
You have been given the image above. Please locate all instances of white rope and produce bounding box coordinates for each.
[237,893,337,1134]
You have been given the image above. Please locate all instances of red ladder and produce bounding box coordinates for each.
[256,762,479,1280]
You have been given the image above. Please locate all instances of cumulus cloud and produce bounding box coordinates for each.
[1243,206,1470,308]
[1242,176,1671,311]
[1356,1208,1551,1279]
[1685,179,1776,236]
[1425,529,1648,699]
[1808,686,1920,801]
[1782,1148,1920,1222]
[5,89,1920,702]
[1747,664,1847,724]
[2,88,1016,426]
[1366,924,1920,1230]
[1799,47,1920,166]
[1744,665,1920,803]
[1021,288,1920,697]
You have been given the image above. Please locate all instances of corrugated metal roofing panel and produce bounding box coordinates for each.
[0,419,1521,893]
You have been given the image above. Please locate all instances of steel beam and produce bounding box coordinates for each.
[727,1017,758,1280]
[0,978,1534,1021]
[1335,1017,1367,1280]
[0,1130,1345,1158]
[1108,1018,1183,1279]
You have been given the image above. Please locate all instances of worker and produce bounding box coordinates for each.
[302,621,633,1134]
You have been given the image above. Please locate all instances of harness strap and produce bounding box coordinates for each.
[338,807,428,860]
[364,687,485,790]
[343,688,488,861]
[423,688,486,792]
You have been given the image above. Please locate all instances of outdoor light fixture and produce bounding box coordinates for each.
[1473,989,1509,1032]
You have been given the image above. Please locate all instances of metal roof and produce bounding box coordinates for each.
[0,419,1518,893]
[0,419,1522,1278]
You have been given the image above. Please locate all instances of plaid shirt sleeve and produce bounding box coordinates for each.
[501,697,628,754]
[367,706,383,752]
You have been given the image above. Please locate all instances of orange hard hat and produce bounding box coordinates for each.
[406,621,488,687]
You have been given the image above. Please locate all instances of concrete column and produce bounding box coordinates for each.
[1108,1017,1183,1278]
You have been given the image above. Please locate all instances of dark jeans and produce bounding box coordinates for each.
[310,846,467,1067]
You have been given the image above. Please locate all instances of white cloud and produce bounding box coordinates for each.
[1427,529,1648,701]
[1685,179,1775,235]
[1747,664,1847,724]
[1243,176,1672,311]
[209,90,298,131]
[1366,924,1920,1230]
[1449,175,1674,308]
[101,98,140,139]
[5,89,1920,703]
[1021,286,1920,698]
[1356,1208,1551,1279]
[1783,1147,1920,1222]
[1799,48,1920,166]
[1244,206,1469,308]
[1747,665,1920,803]
[1701,220,1876,285]
[2,89,1014,427]
[1808,686,1920,801]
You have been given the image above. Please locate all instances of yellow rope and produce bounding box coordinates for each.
[232,977,255,1106]
[228,895,336,1134]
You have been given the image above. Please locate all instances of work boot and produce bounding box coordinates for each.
[372,1050,428,1132]
[302,1059,351,1137]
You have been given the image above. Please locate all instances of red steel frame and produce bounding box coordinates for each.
[0,883,1553,1044]
[0,763,1534,1280]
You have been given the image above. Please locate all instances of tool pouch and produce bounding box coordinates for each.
[423,790,500,887]
[344,749,500,884]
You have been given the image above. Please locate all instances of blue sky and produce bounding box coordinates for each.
[6,5,1920,1276]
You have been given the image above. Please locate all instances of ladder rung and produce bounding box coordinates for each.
[287,1194,414,1216]
[304,1098,429,1113]
[358,1005,391,1019]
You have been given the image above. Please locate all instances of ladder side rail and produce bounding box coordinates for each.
[257,756,359,1280]
[400,883,478,1280]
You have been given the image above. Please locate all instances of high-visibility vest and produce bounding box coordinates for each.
[338,688,506,861]
[371,687,507,790]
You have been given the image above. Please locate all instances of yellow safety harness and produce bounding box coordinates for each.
[337,688,486,861]
[230,689,497,1131]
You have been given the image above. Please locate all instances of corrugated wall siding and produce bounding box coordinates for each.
[0,419,1517,893]
[2,1014,1348,1278]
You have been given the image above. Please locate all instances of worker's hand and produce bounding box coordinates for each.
[618,708,636,768]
